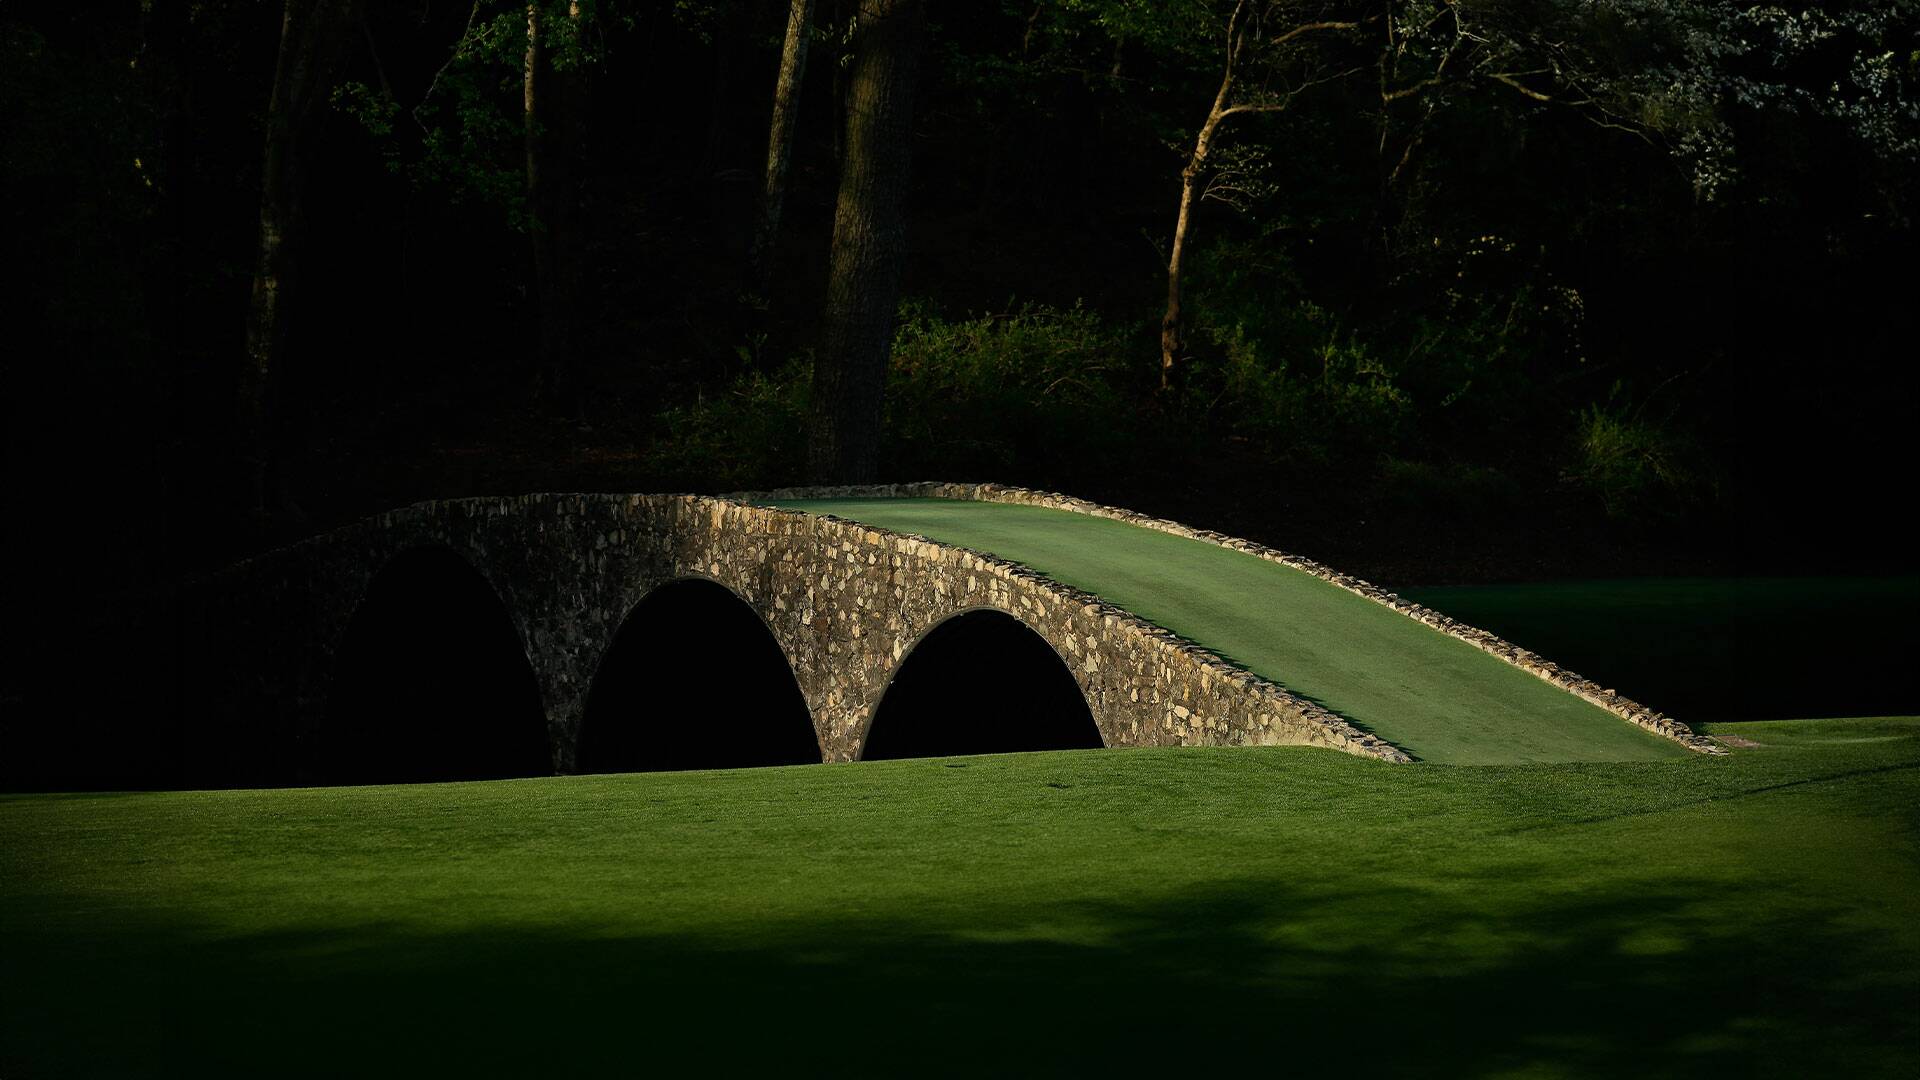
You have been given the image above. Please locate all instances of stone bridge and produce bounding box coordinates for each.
[154,488,1411,788]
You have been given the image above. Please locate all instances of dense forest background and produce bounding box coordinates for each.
[4,0,1916,613]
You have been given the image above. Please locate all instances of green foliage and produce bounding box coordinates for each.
[1185,231,1600,469]
[936,4,1100,110]
[332,0,610,228]
[651,356,812,490]
[1197,317,1414,465]
[884,301,1141,477]
[331,81,396,139]
[648,302,1145,488]
[1501,2,1920,201]
[1184,245,1414,464]
[330,81,401,172]
[1060,0,1287,62]
[668,1,728,44]
[412,3,538,223]
[1565,391,1719,519]
[1394,235,1590,452]
[1377,457,1522,520]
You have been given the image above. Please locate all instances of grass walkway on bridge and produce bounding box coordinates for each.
[2,718,1916,1076]
[771,498,1689,764]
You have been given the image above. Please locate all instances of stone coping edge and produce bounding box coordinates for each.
[206,491,1414,765]
[729,481,1726,757]
[724,496,1411,764]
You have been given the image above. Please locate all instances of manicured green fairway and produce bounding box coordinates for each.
[3,718,1915,1076]
[772,498,1688,764]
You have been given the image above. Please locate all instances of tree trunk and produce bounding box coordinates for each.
[1161,172,1194,391]
[241,0,353,514]
[806,0,926,483]
[1162,110,1226,391]
[749,0,816,297]
[1160,2,1247,391]
[525,1,583,408]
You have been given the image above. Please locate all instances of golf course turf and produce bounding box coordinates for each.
[7,502,1912,1075]
[770,498,1691,765]
[3,718,1916,1076]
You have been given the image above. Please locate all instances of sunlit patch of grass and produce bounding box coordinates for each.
[2,717,1916,1076]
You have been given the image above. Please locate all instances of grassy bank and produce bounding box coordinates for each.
[4,717,1916,1076]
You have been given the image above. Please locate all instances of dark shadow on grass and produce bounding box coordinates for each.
[1507,759,1920,833]
[5,876,1914,1078]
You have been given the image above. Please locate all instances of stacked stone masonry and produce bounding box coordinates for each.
[737,481,1722,756]
[182,491,1413,786]
[174,480,1717,787]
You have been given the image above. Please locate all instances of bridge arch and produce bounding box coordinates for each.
[577,576,821,772]
[321,545,551,785]
[177,491,1421,789]
[860,607,1102,761]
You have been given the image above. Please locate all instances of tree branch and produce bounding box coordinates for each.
[413,1,485,131]
[1381,73,1444,102]
[1220,65,1367,117]
[1270,20,1362,47]
[1489,70,1552,102]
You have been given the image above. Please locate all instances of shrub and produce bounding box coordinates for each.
[1379,458,1523,520]
[1394,238,1589,458]
[647,302,1145,489]
[1189,306,1414,466]
[883,301,1141,478]
[1564,396,1719,519]
[1185,232,1590,466]
[650,355,811,490]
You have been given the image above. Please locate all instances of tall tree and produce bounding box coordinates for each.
[749,0,817,296]
[240,0,356,514]
[807,0,927,483]
[1153,0,1362,390]
[524,0,586,408]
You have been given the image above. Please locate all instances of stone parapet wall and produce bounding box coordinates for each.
[674,494,1405,762]
[733,482,1724,756]
[175,491,1410,785]
[715,498,1410,763]
[148,478,1722,790]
